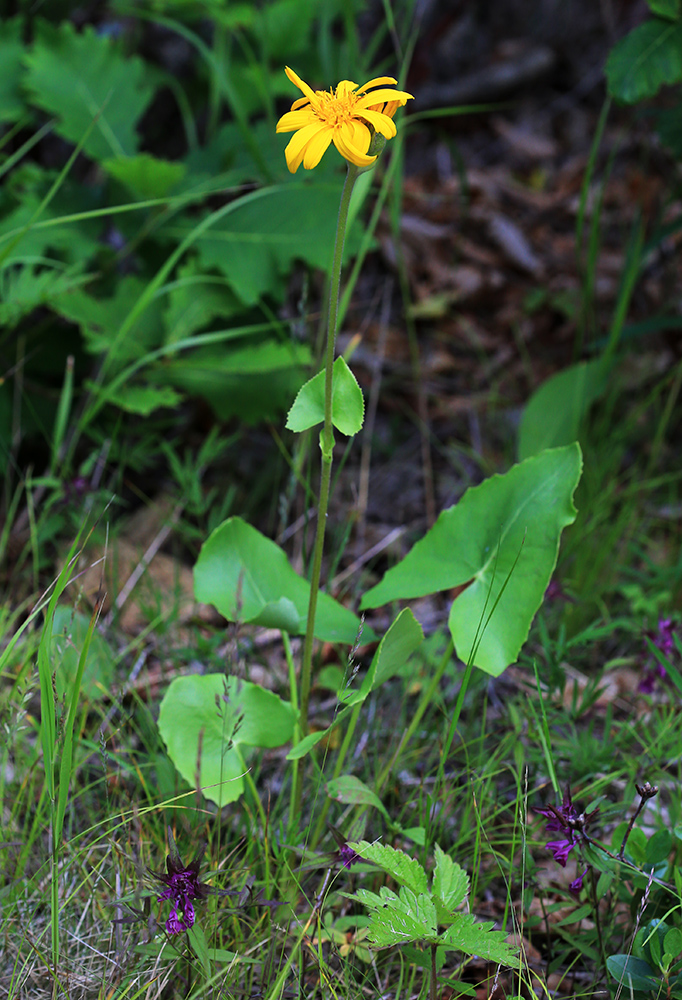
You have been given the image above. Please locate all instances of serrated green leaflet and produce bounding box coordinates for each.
[286,356,364,435]
[350,841,429,894]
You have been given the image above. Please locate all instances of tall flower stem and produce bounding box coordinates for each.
[297,162,359,750]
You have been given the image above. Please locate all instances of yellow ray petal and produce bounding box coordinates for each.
[333,121,375,167]
[354,107,397,138]
[284,121,327,173]
[284,66,318,106]
[276,108,317,133]
[356,88,413,109]
[356,76,397,92]
[302,127,334,169]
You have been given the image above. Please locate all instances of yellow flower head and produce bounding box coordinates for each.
[276,66,413,173]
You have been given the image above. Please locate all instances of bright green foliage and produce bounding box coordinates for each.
[362,444,582,675]
[155,340,311,422]
[432,844,470,922]
[162,260,244,344]
[0,18,26,123]
[193,516,370,643]
[286,356,365,435]
[55,276,164,364]
[103,383,183,416]
[354,607,423,701]
[518,359,608,460]
[158,674,296,806]
[24,21,155,161]
[606,17,682,103]
[193,184,360,306]
[0,267,91,327]
[346,841,519,968]
[102,154,187,200]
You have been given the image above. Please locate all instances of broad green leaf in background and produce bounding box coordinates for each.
[156,340,311,422]
[51,606,116,701]
[0,18,27,123]
[103,383,183,416]
[0,183,101,268]
[192,184,361,306]
[286,356,365,435]
[647,0,681,20]
[158,674,296,806]
[194,516,371,643]
[606,18,682,103]
[24,20,155,161]
[162,259,244,344]
[54,276,164,364]
[361,444,582,676]
[518,359,608,460]
[606,955,659,993]
[103,154,187,200]
[0,267,91,327]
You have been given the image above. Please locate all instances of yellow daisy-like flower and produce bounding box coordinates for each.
[276,66,413,173]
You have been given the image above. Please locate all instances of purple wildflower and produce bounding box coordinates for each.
[148,828,212,935]
[536,787,598,868]
[639,618,677,693]
[338,843,362,870]
[569,867,588,897]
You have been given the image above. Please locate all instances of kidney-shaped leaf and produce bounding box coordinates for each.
[194,516,370,643]
[158,674,296,806]
[361,445,582,676]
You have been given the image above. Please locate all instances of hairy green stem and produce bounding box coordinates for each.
[297,164,359,742]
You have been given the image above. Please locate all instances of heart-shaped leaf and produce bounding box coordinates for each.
[194,516,372,643]
[158,674,296,806]
[361,445,582,675]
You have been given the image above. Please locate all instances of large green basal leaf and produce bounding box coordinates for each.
[361,445,582,676]
[24,20,155,161]
[518,359,608,460]
[194,516,371,644]
[606,18,682,103]
[193,183,360,306]
[158,674,296,806]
